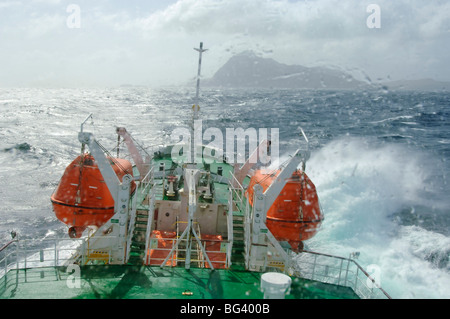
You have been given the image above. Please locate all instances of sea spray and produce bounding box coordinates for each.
[305,136,450,298]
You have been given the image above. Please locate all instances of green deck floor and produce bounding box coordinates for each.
[0,265,358,299]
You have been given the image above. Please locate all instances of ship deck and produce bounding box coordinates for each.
[0,265,358,299]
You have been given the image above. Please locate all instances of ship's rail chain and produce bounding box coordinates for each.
[1,237,391,299]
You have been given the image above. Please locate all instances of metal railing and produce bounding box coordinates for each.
[226,191,234,266]
[293,249,391,299]
[1,238,84,278]
[0,236,127,278]
[140,166,154,195]
[0,240,19,280]
[228,172,246,211]
[145,236,230,269]
[2,236,391,299]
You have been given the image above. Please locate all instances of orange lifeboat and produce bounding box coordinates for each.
[246,169,323,252]
[51,153,136,238]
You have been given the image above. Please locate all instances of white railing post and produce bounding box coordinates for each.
[337,259,343,285]
[54,240,58,267]
[144,186,156,265]
[16,241,19,272]
[4,252,7,275]
[24,241,27,270]
[354,267,359,295]
[311,254,317,280]
[227,190,234,268]
[344,259,350,287]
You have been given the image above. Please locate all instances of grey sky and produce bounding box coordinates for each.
[0,0,449,87]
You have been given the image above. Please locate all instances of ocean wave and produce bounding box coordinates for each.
[306,136,450,298]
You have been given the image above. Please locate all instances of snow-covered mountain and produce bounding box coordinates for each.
[203,51,366,89]
[202,51,449,91]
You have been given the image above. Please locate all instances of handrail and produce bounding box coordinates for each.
[145,235,229,268]
[142,166,153,183]
[141,166,154,194]
[2,236,136,273]
[228,171,246,211]
[229,171,244,189]
[0,240,18,253]
[298,249,392,299]
[351,259,392,299]
[2,234,231,271]
[1,236,391,299]
[300,249,349,261]
[144,185,157,263]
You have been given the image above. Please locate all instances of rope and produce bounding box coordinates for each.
[94,140,132,175]
[255,156,292,186]
[129,134,152,158]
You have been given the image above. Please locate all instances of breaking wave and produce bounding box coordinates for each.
[306,136,450,298]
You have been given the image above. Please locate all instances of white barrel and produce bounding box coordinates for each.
[260,272,292,299]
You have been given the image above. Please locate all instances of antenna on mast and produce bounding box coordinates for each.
[189,42,207,164]
[193,42,207,121]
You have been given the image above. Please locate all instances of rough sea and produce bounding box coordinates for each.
[0,86,449,299]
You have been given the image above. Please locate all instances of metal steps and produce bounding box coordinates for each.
[128,209,149,265]
[153,182,164,200]
[173,223,204,268]
[231,214,246,265]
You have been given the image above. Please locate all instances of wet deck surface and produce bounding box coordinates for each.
[0,265,358,299]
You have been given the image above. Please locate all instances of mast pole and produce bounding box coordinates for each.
[191,42,207,163]
[193,42,207,121]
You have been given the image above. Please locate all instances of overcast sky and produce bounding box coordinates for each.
[0,0,449,87]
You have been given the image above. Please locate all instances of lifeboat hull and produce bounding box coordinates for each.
[51,154,135,238]
[246,169,323,252]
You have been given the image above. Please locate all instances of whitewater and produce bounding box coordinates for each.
[0,87,449,299]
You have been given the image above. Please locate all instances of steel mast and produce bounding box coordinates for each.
[190,42,208,164]
[193,42,208,122]
[161,42,214,270]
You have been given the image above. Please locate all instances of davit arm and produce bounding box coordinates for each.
[116,127,148,179]
[78,131,120,197]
